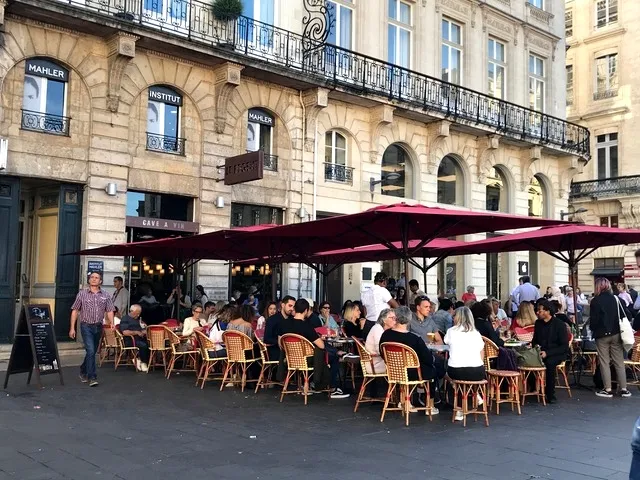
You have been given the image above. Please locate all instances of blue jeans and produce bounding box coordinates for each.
[80,323,102,380]
[631,416,640,479]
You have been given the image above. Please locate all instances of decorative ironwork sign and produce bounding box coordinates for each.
[302,0,335,55]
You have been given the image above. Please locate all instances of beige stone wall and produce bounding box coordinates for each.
[0,16,575,301]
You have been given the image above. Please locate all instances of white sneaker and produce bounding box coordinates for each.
[454,411,464,421]
[139,362,149,372]
[398,402,418,413]
[477,394,484,406]
[135,359,142,372]
[225,382,235,388]
[428,407,439,415]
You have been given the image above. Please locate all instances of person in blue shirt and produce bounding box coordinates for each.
[431,298,454,334]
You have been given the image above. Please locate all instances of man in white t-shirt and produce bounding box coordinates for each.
[362,272,399,322]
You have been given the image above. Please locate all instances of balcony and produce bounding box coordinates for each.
[593,89,618,101]
[146,132,186,155]
[570,175,640,200]
[21,109,70,136]
[324,163,354,185]
[247,150,278,171]
[27,0,590,158]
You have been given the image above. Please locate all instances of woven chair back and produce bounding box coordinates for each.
[630,338,640,363]
[194,330,216,360]
[114,329,128,349]
[256,337,271,362]
[482,336,499,370]
[103,327,118,348]
[281,334,314,370]
[222,330,254,362]
[147,326,167,349]
[381,342,419,384]
[352,337,376,374]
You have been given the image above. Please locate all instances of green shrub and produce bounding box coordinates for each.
[211,0,243,21]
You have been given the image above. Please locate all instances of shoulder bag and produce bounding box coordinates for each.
[514,345,545,368]
[615,296,635,351]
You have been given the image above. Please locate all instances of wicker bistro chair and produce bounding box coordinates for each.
[518,366,547,406]
[114,329,139,370]
[165,328,199,379]
[220,330,259,392]
[380,342,435,427]
[194,330,227,389]
[280,334,331,405]
[146,325,171,374]
[254,337,281,393]
[99,327,120,367]
[352,337,387,412]
[555,332,573,398]
[482,336,521,415]
[624,338,640,389]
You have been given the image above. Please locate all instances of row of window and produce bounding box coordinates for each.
[565,0,618,37]
[566,53,618,106]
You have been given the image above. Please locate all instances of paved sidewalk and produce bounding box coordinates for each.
[0,366,636,480]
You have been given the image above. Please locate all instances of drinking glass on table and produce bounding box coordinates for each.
[426,332,436,344]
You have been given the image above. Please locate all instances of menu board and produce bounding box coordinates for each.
[3,304,64,388]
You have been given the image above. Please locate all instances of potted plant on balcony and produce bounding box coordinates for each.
[211,0,243,48]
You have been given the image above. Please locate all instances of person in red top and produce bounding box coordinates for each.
[461,286,477,304]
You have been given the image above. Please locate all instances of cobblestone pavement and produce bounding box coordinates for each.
[0,365,636,480]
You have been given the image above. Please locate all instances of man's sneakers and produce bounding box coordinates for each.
[89,379,99,387]
[621,389,633,398]
[80,374,98,387]
[454,411,464,421]
[595,389,613,398]
[135,359,149,373]
[79,374,88,383]
[330,388,350,399]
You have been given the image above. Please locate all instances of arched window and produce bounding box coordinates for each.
[485,167,508,212]
[528,176,544,217]
[22,58,69,135]
[247,108,277,171]
[147,85,183,154]
[381,144,413,198]
[437,155,463,205]
[527,174,551,286]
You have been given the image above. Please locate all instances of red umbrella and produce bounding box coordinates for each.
[428,224,640,314]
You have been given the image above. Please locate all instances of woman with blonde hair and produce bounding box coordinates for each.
[342,303,363,338]
[512,301,536,342]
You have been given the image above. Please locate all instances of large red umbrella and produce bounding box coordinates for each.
[428,224,640,312]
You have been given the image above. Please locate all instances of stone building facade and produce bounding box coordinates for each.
[566,0,640,292]
[0,0,589,341]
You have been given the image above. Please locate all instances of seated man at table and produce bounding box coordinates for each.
[264,295,295,361]
[410,296,443,344]
[119,304,149,372]
[279,298,349,399]
[533,299,569,404]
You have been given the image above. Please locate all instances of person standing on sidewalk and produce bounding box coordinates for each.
[589,277,632,399]
[69,272,115,387]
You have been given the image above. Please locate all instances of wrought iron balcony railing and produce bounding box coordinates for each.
[47,0,591,158]
[146,132,186,154]
[21,109,70,135]
[570,175,640,200]
[246,149,278,171]
[324,163,353,185]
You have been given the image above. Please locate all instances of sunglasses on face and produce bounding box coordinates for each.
[321,306,330,310]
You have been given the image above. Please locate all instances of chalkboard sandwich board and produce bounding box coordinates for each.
[3,304,64,388]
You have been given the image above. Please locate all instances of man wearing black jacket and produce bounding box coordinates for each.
[533,299,569,404]
[263,295,295,360]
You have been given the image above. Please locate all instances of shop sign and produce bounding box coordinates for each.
[126,216,199,233]
[248,109,274,126]
[87,260,104,281]
[148,86,183,106]
[25,58,69,82]
[518,261,529,276]
[224,150,264,186]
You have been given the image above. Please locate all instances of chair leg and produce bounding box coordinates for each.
[280,370,294,403]
[255,364,266,394]
[403,385,410,427]
[380,383,395,423]
[481,384,489,427]
[354,378,368,413]
[166,356,176,379]
[451,384,459,423]
[425,383,432,421]
[220,362,233,391]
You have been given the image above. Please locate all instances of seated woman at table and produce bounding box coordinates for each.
[318,301,340,331]
[182,304,207,337]
[445,307,486,381]
[226,305,256,340]
[471,300,504,347]
[342,303,363,338]
[511,301,537,342]
[380,306,438,412]
[364,308,396,374]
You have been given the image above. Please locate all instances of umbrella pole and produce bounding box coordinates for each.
[569,250,578,324]
[422,256,427,295]
[271,264,278,301]
[323,266,329,302]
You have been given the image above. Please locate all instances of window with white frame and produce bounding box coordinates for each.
[487,38,506,99]
[247,108,273,154]
[324,131,351,183]
[566,65,574,106]
[442,19,462,85]
[22,58,69,134]
[528,54,545,111]
[565,9,573,37]
[528,0,543,9]
[596,133,618,179]
[594,53,618,99]
[147,86,182,153]
[388,0,412,68]
[596,0,618,28]
[242,0,275,23]
[327,0,353,49]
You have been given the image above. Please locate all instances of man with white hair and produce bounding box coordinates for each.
[119,304,149,372]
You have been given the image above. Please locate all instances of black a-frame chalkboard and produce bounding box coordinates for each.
[3,304,64,388]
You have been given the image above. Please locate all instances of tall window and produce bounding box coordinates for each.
[566,65,574,106]
[147,86,182,153]
[381,144,412,199]
[528,54,545,111]
[22,58,69,135]
[487,38,506,99]
[327,1,353,49]
[528,0,543,8]
[596,0,618,28]
[437,156,463,206]
[144,0,188,24]
[595,53,618,99]
[441,19,462,85]
[388,0,411,68]
[565,9,573,37]
[242,0,275,23]
[597,133,618,179]
[600,216,619,228]
[325,131,346,165]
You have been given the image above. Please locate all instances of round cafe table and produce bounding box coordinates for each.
[427,344,450,353]
[502,341,527,348]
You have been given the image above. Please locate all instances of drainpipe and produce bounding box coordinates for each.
[309,119,318,299]
[298,90,306,298]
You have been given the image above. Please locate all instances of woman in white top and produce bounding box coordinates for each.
[364,308,396,374]
[182,304,207,337]
[444,306,485,381]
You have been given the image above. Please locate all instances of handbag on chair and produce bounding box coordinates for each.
[513,345,545,368]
